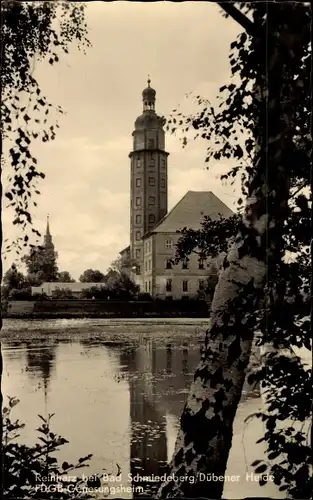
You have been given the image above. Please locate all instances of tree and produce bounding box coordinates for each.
[79,269,106,283]
[1,264,26,299]
[1,4,90,469]
[158,3,311,499]
[22,245,58,285]
[1,3,90,249]
[56,271,75,283]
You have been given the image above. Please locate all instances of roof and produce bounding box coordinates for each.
[119,245,130,255]
[143,191,234,238]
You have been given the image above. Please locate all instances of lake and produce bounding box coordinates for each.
[1,318,285,498]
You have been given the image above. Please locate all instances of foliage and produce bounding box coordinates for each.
[80,286,108,300]
[80,272,139,300]
[32,291,50,301]
[2,396,100,499]
[79,269,106,283]
[51,287,75,300]
[56,271,75,283]
[7,288,32,301]
[22,245,58,285]
[165,2,312,498]
[1,263,27,299]
[1,2,90,252]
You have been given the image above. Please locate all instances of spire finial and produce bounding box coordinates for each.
[147,75,151,87]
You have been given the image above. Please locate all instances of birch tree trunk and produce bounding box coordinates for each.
[157,6,305,499]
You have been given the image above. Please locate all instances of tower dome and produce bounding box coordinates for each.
[142,78,156,102]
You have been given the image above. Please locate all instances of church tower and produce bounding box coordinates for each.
[43,215,54,252]
[129,79,169,273]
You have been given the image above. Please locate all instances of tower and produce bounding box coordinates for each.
[129,78,169,275]
[44,215,54,252]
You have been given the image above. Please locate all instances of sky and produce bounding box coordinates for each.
[3,1,242,280]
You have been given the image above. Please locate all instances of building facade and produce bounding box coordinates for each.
[142,191,233,299]
[129,79,169,288]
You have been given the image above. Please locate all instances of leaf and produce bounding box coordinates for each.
[255,464,268,474]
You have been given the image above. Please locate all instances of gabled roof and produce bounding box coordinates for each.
[143,190,233,238]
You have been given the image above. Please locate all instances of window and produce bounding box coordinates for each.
[136,214,141,224]
[136,249,141,258]
[182,258,189,269]
[136,197,141,207]
[149,214,155,224]
[148,260,151,270]
[136,178,141,187]
[148,177,155,186]
[166,279,172,292]
[136,158,141,168]
[148,281,151,292]
[162,159,166,168]
[198,259,205,269]
[145,260,147,271]
[150,157,155,167]
[149,240,152,252]
[199,279,205,290]
[165,239,172,249]
[166,259,172,269]
[149,196,155,206]
[161,178,166,188]
[136,231,141,241]
[148,139,154,149]
[145,282,148,292]
[182,280,188,292]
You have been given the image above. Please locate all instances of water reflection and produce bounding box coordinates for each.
[25,340,57,401]
[119,341,200,497]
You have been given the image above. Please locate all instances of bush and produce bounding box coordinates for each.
[8,288,32,300]
[51,288,75,300]
[137,293,153,301]
[2,397,102,499]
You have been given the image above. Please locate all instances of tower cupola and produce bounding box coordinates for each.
[142,77,156,112]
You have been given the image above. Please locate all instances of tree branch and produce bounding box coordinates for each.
[217,2,255,35]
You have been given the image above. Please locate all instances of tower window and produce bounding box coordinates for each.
[166,279,172,292]
[136,214,141,224]
[182,280,188,292]
[165,259,172,269]
[165,239,172,249]
[150,156,155,167]
[136,158,141,168]
[136,197,141,207]
[136,178,141,187]
[148,196,155,206]
[161,178,166,188]
[136,249,141,258]
[148,139,154,149]
[149,214,155,224]
[136,231,141,241]
[148,177,155,186]
[145,260,148,271]
[161,159,166,168]
[198,259,205,269]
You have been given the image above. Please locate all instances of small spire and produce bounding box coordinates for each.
[46,214,50,235]
[147,75,151,87]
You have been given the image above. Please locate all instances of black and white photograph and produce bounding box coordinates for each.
[0,1,312,499]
